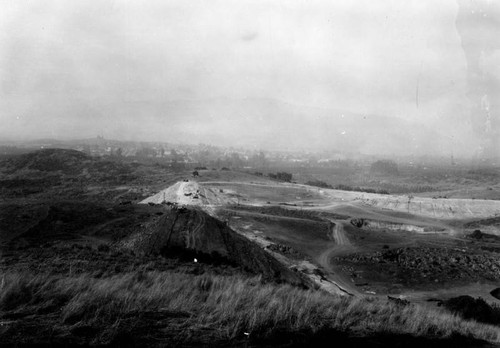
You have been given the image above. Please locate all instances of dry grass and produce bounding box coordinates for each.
[0,270,498,345]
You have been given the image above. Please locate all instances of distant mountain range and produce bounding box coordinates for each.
[119,97,447,155]
[3,97,457,156]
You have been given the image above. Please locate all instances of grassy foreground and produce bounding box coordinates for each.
[0,270,498,346]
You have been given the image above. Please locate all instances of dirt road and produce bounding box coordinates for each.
[315,220,359,296]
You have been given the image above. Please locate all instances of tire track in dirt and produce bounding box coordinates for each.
[186,209,205,249]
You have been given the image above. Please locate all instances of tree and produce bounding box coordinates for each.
[269,172,292,182]
[276,172,292,182]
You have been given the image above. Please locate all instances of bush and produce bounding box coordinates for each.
[306,180,333,189]
[269,172,292,182]
[276,172,292,182]
[443,296,500,326]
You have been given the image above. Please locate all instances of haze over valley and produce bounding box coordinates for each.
[1,0,499,157]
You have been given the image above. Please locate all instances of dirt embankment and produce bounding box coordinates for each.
[122,206,311,287]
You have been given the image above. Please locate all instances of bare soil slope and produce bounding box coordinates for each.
[123,206,310,287]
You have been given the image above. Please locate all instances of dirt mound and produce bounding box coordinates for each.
[122,206,311,287]
[140,182,183,204]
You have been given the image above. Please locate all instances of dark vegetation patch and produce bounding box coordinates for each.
[0,148,91,174]
[467,168,500,180]
[337,247,500,290]
[254,329,493,348]
[465,217,500,229]
[442,296,500,326]
[0,203,49,243]
[468,230,500,242]
[266,243,305,260]
[268,171,293,182]
[0,149,140,201]
[306,180,391,194]
[0,201,165,247]
[466,230,500,253]
[0,176,63,196]
[0,243,244,279]
[305,179,334,189]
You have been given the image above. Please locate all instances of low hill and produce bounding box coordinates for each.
[1,148,91,174]
[0,149,138,200]
[1,202,156,247]
[0,148,135,178]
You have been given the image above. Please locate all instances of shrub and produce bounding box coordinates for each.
[443,296,500,326]
[306,180,333,189]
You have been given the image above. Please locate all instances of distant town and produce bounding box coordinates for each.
[0,136,497,170]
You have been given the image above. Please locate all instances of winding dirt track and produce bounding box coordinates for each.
[315,220,359,296]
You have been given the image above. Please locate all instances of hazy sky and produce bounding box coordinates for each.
[0,0,498,156]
